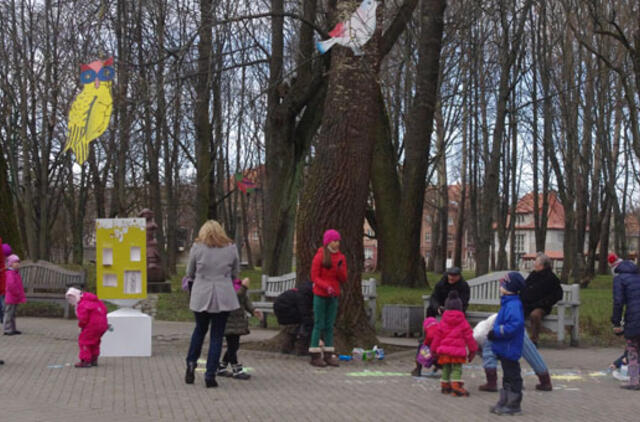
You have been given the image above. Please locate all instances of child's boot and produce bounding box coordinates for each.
[231,363,251,380]
[74,360,92,368]
[217,361,232,377]
[451,381,470,397]
[440,382,452,394]
[478,368,498,392]
[323,348,340,367]
[490,386,509,414]
[309,348,327,367]
[411,362,422,377]
[535,371,552,391]
[492,389,522,415]
[91,357,99,367]
[185,361,196,384]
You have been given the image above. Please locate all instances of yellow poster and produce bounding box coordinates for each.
[96,218,147,300]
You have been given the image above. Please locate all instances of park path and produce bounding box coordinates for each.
[0,317,634,421]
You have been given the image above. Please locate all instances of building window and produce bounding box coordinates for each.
[425,232,431,242]
[515,234,525,253]
[364,247,374,259]
[515,214,525,224]
[447,233,453,242]
[448,217,454,226]
[252,231,259,241]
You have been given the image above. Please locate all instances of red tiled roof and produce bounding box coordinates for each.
[522,250,564,260]
[512,192,565,229]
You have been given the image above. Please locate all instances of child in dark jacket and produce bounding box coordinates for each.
[430,291,478,397]
[66,288,109,368]
[217,278,262,379]
[487,272,526,416]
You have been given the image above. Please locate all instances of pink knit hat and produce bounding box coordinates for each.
[608,253,621,266]
[323,229,341,246]
[6,254,20,266]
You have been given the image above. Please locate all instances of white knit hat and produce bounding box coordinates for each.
[65,287,82,306]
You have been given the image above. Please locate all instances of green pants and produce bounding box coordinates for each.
[310,295,338,349]
[441,363,463,382]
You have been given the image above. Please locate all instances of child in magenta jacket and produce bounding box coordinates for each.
[430,291,478,397]
[4,254,26,336]
[66,288,109,368]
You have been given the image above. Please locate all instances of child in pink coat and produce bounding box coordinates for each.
[430,291,478,397]
[66,288,109,368]
[4,254,26,336]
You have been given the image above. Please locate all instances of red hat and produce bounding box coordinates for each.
[608,253,621,266]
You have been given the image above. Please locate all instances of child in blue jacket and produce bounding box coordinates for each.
[487,272,525,416]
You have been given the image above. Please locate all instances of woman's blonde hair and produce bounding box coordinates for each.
[195,220,233,248]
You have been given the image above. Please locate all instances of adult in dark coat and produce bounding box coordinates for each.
[413,267,469,377]
[426,267,470,317]
[274,280,314,355]
[519,253,563,345]
[609,253,640,390]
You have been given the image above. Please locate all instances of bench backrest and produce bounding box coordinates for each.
[466,270,580,306]
[260,273,377,300]
[20,260,86,293]
[261,272,297,299]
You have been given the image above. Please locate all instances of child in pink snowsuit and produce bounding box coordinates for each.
[66,288,109,368]
[4,254,26,335]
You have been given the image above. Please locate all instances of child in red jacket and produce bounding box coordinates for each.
[309,229,347,367]
[430,291,478,397]
[66,288,109,368]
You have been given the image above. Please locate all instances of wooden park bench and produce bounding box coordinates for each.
[252,273,377,328]
[19,260,86,319]
[422,271,581,346]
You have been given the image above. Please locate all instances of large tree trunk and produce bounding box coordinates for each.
[371,0,445,287]
[0,147,23,256]
[296,1,384,349]
[194,0,213,228]
[262,0,325,276]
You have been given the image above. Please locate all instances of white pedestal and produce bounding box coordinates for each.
[101,308,152,357]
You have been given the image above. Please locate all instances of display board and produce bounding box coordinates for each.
[96,218,147,300]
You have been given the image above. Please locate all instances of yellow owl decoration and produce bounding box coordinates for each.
[65,57,115,165]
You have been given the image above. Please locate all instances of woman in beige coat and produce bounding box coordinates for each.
[185,220,240,388]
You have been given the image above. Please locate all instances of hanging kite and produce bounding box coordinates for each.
[316,0,378,56]
[235,173,257,194]
[65,57,115,165]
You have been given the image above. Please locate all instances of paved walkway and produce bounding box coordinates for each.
[0,317,634,421]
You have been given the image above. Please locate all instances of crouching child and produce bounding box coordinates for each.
[66,288,109,368]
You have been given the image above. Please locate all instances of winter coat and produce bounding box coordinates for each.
[310,247,347,298]
[273,280,314,333]
[224,286,255,336]
[186,242,240,313]
[4,269,26,304]
[520,267,563,316]
[491,294,525,361]
[428,275,470,314]
[0,238,5,296]
[611,260,640,339]
[430,310,478,358]
[76,292,109,345]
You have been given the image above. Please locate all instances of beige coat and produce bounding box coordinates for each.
[186,243,240,313]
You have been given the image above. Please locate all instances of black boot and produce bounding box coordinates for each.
[185,361,196,384]
[231,364,251,380]
[217,362,232,377]
[411,362,422,377]
[535,372,552,391]
[205,376,218,388]
[479,368,498,392]
[493,390,522,415]
[489,388,508,414]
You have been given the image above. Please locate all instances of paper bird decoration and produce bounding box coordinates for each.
[65,57,115,165]
[316,0,378,56]
[235,173,257,194]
